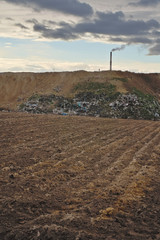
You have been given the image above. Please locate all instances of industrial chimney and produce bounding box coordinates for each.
[110,51,112,71]
[110,45,126,71]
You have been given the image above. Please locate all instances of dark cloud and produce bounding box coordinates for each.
[33,22,77,40]
[15,23,29,29]
[110,36,153,44]
[26,19,38,24]
[148,43,160,55]
[109,37,124,42]
[31,11,160,43]
[3,0,93,17]
[127,37,153,44]
[130,0,160,7]
[6,17,14,21]
[152,30,160,36]
[73,11,159,36]
[45,20,57,25]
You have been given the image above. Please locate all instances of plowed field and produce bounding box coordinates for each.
[0,112,160,240]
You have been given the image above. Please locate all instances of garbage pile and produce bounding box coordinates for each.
[19,90,160,120]
[108,94,160,120]
[19,94,62,114]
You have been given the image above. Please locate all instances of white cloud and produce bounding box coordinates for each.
[0,56,159,73]
[0,57,105,72]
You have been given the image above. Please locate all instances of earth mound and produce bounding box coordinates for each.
[0,71,160,110]
[0,71,160,120]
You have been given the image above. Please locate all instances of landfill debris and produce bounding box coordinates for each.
[18,90,160,121]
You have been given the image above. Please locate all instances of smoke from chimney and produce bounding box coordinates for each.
[110,45,126,71]
[111,45,125,52]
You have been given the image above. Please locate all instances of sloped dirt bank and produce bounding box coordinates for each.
[0,71,160,110]
[0,112,160,239]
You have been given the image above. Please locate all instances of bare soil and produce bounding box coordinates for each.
[0,71,160,110]
[0,112,160,240]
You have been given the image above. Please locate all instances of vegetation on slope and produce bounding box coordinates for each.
[19,81,160,120]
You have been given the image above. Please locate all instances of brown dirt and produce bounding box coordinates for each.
[0,112,160,239]
[0,71,160,110]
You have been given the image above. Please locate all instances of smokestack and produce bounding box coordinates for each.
[110,51,112,71]
[109,45,126,71]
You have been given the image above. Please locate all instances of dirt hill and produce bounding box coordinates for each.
[0,71,160,110]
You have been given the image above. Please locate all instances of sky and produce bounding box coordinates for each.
[0,0,160,73]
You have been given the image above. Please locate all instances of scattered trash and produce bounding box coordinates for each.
[18,88,160,121]
[9,174,15,179]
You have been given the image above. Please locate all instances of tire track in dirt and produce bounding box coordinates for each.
[57,121,160,222]
[1,117,142,173]
[107,128,160,201]
[64,121,155,189]
[52,121,145,162]
[101,123,160,184]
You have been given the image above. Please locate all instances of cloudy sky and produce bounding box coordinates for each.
[0,0,160,72]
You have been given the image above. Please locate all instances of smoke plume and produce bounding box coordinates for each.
[111,45,126,52]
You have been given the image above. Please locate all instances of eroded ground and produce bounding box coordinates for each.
[0,112,160,240]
